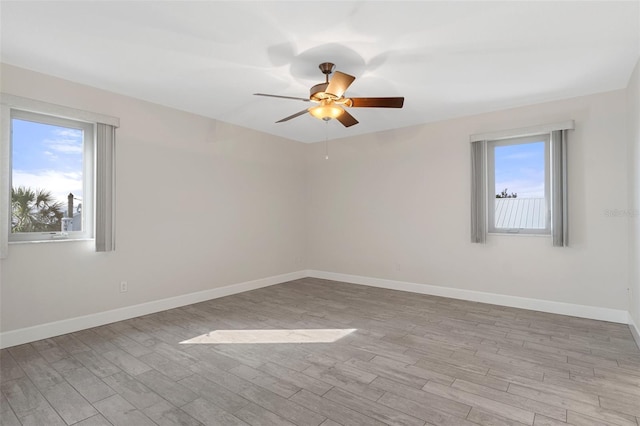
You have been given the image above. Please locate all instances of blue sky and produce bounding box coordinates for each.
[12,118,84,206]
[494,141,545,198]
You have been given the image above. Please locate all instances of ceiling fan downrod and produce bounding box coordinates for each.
[319,62,335,83]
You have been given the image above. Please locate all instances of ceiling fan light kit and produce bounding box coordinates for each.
[255,62,404,128]
[309,99,343,121]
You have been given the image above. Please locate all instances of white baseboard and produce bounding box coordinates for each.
[306,270,629,324]
[629,313,640,350]
[1,269,632,349]
[0,270,306,349]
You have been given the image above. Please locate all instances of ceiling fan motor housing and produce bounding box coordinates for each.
[310,62,339,101]
[310,82,331,101]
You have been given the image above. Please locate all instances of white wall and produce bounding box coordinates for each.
[0,64,307,334]
[1,62,636,345]
[307,90,630,313]
[628,58,640,340]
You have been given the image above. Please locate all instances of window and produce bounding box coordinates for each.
[470,121,572,246]
[10,110,94,242]
[1,93,119,258]
[487,134,550,234]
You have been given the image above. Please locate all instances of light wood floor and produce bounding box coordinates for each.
[1,278,639,426]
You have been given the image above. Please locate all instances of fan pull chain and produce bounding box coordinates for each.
[325,119,329,160]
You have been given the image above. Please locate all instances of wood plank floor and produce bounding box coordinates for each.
[1,278,639,426]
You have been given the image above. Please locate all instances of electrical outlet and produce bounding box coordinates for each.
[120,281,128,293]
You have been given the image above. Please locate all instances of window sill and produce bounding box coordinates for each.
[9,238,94,245]
[488,232,550,237]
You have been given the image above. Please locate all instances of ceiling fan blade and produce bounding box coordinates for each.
[335,109,359,127]
[325,71,356,98]
[347,97,404,108]
[276,109,310,123]
[254,93,310,102]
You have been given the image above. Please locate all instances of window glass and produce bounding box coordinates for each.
[10,110,93,241]
[488,135,550,234]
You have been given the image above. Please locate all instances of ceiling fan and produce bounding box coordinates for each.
[254,62,404,128]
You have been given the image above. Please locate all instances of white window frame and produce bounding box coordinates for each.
[487,133,551,235]
[9,109,95,242]
[1,93,119,258]
[470,120,572,246]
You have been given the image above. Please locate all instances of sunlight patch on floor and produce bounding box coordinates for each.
[179,328,357,344]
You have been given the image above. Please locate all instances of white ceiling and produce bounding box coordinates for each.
[1,1,639,143]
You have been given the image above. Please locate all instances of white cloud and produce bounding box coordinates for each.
[45,139,83,154]
[54,128,82,138]
[12,170,83,204]
[44,128,83,154]
[43,151,58,161]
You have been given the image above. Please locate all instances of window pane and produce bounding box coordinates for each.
[493,141,545,229]
[11,118,84,234]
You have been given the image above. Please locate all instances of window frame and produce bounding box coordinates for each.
[486,133,551,235]
[9,109,95,243]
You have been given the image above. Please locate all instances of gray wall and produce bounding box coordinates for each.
[0,64,307,332]
[627,59,640,336]
[1,59,638,340]
[306,89,630,312]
